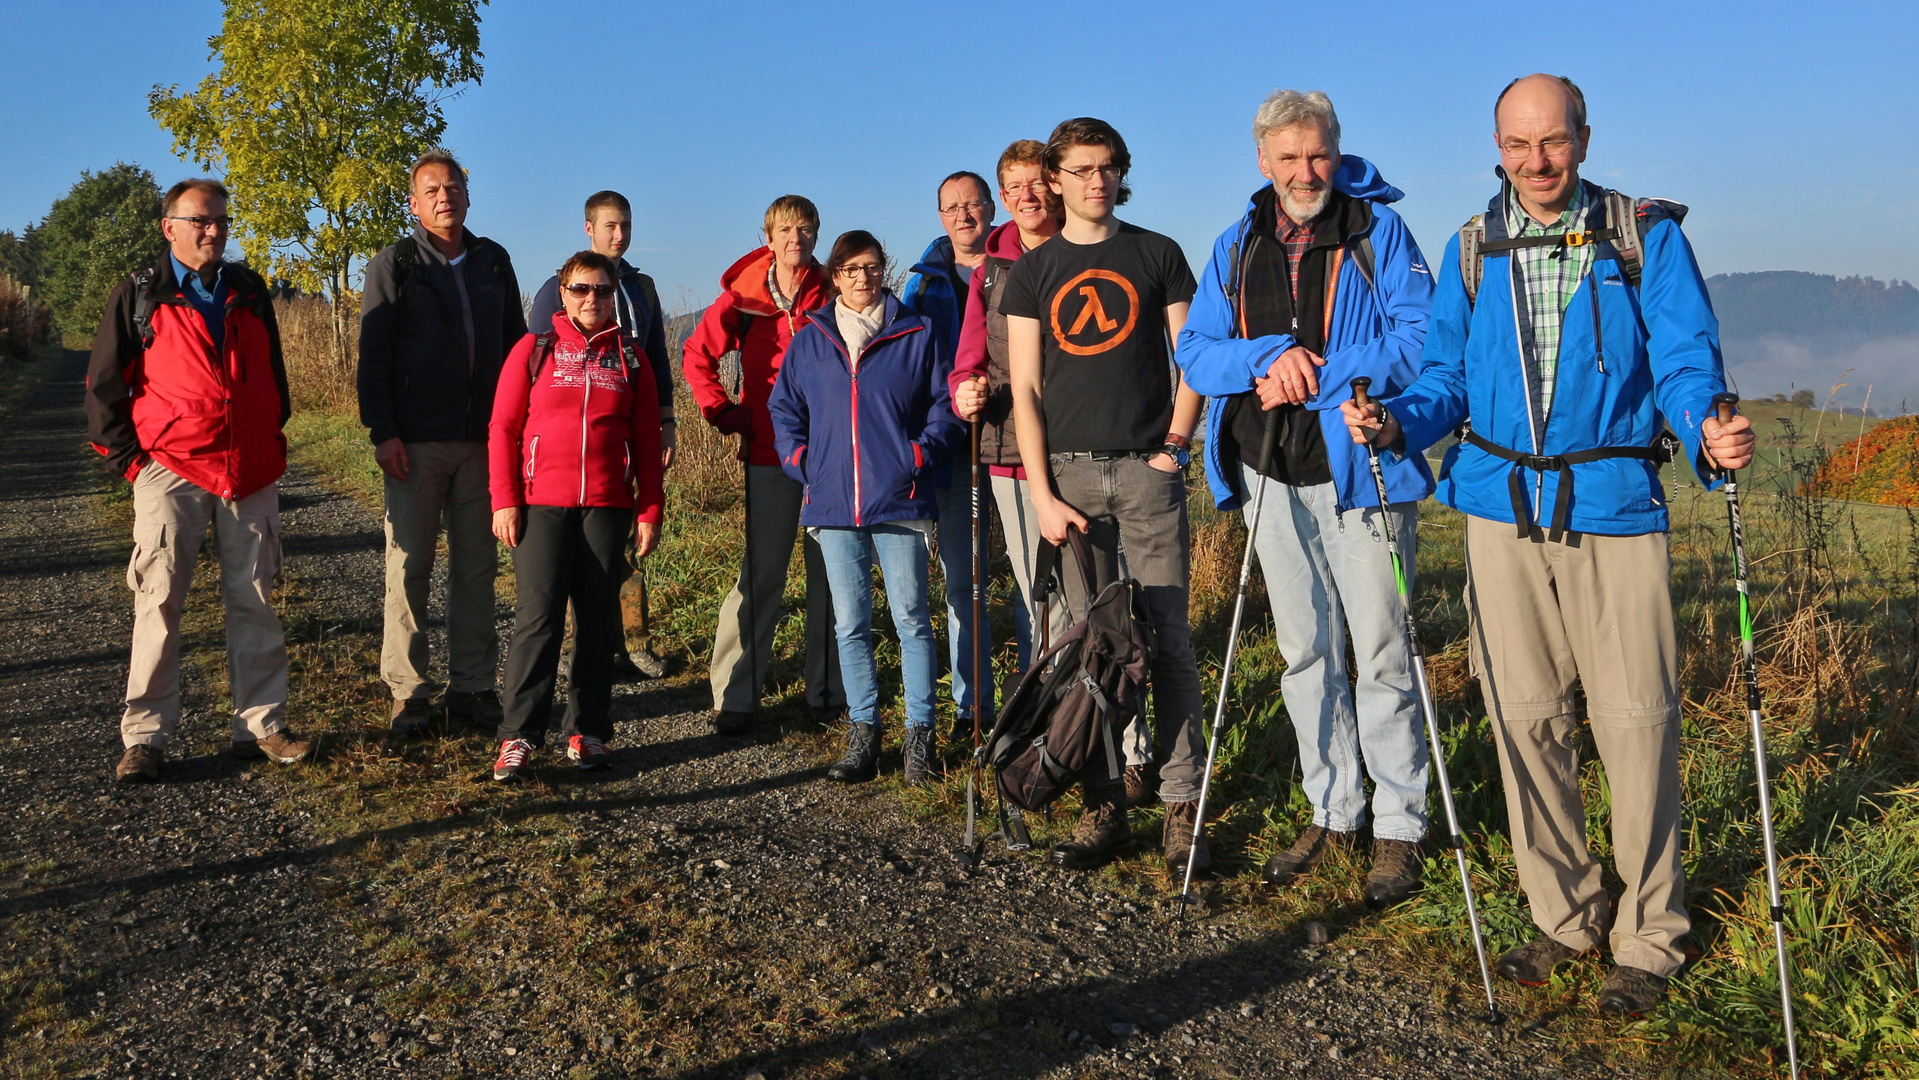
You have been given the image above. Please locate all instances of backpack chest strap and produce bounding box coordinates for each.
[1461,428,1677,544]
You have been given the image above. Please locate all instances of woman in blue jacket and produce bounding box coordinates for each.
[769,231,965,784]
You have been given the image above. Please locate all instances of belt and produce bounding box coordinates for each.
[1460,428,1678,544]
[1051,448,1158,462]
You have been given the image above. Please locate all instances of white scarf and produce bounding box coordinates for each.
[834,296,885,367]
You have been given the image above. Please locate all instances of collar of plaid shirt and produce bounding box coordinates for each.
[1503,181,1595,419]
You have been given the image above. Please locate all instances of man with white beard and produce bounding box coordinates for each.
[1176,90,1439,905]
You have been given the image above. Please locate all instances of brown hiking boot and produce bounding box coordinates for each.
[1259,824,1356,887]
[389,698,435,738]
[1363,837,1425,907]
[713,710,754,736]
[231,730,313,765]
[1122,763,1159,809]
[114,744,163,784]
[1495,937,1581,986]
[444,689,504,733]
[1048,787,1132,870]
[1597,965,1670,1017]
[1161,800,1211,877]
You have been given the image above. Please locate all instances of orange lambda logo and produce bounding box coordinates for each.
[1049,269,1139,356]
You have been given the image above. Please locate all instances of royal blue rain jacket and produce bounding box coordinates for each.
[900,235,974,488]
[1178,156,1437,513]
[769,292,965,528]
[1387,177,1728,537]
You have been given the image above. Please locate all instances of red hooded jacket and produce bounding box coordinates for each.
[85,258,290,500]
[489,313,664,525]
[681,247,828,467]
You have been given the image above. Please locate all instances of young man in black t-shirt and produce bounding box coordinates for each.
[1003,117,1209,873]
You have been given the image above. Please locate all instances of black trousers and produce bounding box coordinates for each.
[498,506,629,744]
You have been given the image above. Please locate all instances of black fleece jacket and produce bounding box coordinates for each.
[356,227,526,446]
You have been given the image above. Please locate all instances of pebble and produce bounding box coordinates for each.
[1305,921,1332,945]
[1111,1022,1137,1037]
[1240,1004,1261,1019]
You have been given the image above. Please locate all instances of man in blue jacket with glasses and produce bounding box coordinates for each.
[1178,90,1436,909]
[1341,74,1756,1017]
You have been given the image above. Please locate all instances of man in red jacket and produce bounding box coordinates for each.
[85,178,311,782]
[681,195,843,734]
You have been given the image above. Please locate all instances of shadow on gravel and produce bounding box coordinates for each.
[657,927,1319,1080]
[0,760,830,920]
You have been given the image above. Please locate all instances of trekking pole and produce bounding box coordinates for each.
[1179,406,1281,914]
[1351,377,1500,1023]
[732,353,762,718]
[1712,392,1801,1080]
[964,420,985,853]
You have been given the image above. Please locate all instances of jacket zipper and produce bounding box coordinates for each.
[850,363,862,526]
[527,435,539,489]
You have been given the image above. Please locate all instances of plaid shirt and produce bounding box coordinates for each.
[1275,207,1313,304]
[1504,183,1593,418]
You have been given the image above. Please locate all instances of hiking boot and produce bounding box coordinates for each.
[611,650,643,682]
[389,698,435,738]
[231,730,313,765]
[629,645,667,679]
[566,735,610,771]
[1123,763,1160,809]
[713,710,754,736]
[1260,825,1355,887]
[1597,965,1670,1017]
[1049,787,1132,870]
[1162,800,1211,877]
[492,739,536,782]
[1496,938,1581,986]
[826,721,881,783]
[443,689,503,733]
[114,744,163,784]
[1363,837,1425,907]
[901,725,936,786]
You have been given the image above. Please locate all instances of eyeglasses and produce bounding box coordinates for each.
[939,200,989,219]
[836,263,885,280]
[1498,137,1577,159]
[1056,164,1121,181]
[1001,181,1047,198]
[563,283,617,297]
[167,215,231,232]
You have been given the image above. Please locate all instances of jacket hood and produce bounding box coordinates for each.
[983,221,1028,260]
[1243,154,1402,213]
[909,235,956,278]
[719,246,826,317]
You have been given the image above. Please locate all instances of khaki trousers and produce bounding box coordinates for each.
[122,462,288,748]
[381,441,498,700]
[1464,516,1689,976]
[708,464,842,713]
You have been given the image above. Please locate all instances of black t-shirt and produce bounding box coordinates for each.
[999,222,1197,454]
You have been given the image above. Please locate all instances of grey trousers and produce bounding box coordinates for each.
[381,440,498,700]
[1045,454,1207,802]
[122,462,289,748]
[708,464,843,713]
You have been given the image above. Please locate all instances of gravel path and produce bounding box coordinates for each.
[0,350,1647,1079]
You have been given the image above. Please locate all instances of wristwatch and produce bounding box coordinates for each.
[1161,433,1191,469]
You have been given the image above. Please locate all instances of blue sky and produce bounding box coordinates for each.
[4,1,1916,374]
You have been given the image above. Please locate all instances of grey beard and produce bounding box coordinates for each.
[1279,186,1329,224]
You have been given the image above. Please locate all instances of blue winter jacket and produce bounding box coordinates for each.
[899,235,973,487]
[1387,177,1728,537]
[1178,156,1437,513]
[769,293,966,528]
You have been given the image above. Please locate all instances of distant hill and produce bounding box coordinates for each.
[1706,271,1919,413]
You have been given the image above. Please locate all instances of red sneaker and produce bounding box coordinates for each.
[492,739,535,782]
[566,735,610,771]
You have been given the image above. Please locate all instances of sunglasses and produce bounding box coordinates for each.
[563,283,617,298]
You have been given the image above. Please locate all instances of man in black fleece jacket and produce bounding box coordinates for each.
[357,149,526,736]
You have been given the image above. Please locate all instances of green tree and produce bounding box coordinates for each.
[32,164,163,348]
[149,0,485,367]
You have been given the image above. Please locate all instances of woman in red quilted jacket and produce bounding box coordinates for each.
[487,251,665,780]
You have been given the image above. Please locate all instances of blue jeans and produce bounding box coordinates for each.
[811,522,938,730]
[1242,467,1430,842]
[935,483,991,713]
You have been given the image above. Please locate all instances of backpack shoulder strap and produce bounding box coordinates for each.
[527,331,556,383]
[131,268,158,349]
[1224,216,1250,339]
[621,339,643,373]
[1458,214,1486,304]
[1351,234,1377,292]
[1605,191,1689,289]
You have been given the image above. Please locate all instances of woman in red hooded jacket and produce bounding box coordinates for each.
[487,251,665,780]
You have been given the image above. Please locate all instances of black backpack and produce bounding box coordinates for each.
[984,530,1156,813]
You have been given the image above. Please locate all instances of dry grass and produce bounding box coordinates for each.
[0,274,53,364]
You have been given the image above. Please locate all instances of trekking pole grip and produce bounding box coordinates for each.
[1350,377,1373,408]
[1711,391,1739,426]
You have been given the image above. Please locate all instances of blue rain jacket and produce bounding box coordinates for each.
[1388,178,1728,536]
[1179,156,1437,513]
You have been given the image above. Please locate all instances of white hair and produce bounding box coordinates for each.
[1252,89,1341,150]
